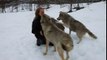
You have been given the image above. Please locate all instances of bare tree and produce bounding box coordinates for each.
[68,4,73,12]
[68,0,73,12]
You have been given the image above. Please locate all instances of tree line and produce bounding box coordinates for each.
[0,0,105,13]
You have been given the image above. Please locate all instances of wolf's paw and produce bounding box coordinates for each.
[53,49,56,52]
[77,41,81,44]
[66,56,69,60]
[77,42,80,44]
[65,58,69,60]
[43,52,47,55]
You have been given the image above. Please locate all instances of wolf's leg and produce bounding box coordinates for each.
[77,31,86,44]
[69,28,71,35]
[66,51,69,60]
[44,39,49,55]
[77,31,82,44]
[57,44,65,60]
[77,38,82,44]
[53,45,56,52]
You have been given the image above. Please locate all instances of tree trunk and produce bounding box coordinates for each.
[68,4,73,12]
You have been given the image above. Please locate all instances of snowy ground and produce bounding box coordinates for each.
[0,1,106,60]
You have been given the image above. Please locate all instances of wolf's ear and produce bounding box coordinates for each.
[60,11,65,15]
[60,11,63,13]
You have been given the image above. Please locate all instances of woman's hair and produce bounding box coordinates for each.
[35,7,44,17]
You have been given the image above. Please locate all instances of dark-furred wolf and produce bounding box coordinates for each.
[41,14,73,60]
[57,11,97,43]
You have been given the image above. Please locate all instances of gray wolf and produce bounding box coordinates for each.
[41,14,74,60]
[57,11,97,44]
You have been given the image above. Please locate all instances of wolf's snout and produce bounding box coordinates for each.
[57,17,60,20]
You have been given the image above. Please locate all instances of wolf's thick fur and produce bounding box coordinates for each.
[50,18,65,31]
[41,14,73,60]
[57,12,97,43]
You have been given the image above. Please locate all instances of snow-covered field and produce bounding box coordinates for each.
[0,1,106,60]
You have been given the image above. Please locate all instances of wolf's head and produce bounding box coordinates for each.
[40,14,51,24]
[57,11,68,21]
[57,11,76,22]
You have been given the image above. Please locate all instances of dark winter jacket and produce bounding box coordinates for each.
[32,16,42,35]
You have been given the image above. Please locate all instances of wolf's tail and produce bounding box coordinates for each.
[86,28,97,39]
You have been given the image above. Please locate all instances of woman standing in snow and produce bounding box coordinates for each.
[32,7,53,46]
